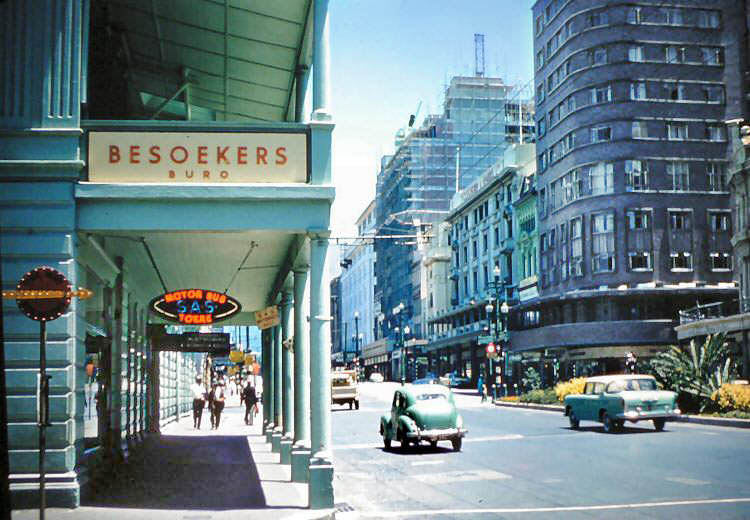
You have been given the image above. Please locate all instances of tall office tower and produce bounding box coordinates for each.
[374,75,534,344]
[521,0,745,377]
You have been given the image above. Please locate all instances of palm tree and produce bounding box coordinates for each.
[650,333,736,411]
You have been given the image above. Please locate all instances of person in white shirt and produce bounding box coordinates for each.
[191,377,206,429]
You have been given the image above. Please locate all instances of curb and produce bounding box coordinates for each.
[492,400,750,428]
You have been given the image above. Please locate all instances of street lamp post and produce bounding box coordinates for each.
[486,265,505,400]
[392,302,405,383]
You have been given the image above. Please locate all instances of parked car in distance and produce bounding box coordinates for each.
[564,374,680,433]
[380,384,467,451]
[369,372,384,383]
[331,370,359,409]
[438,372,472,388]
[413,372,439,385]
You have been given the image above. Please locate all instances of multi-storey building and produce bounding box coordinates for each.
[339,201,377,368]
[375,76,534,349]
[524,0,744,381]
[425,143,535,386]
[330,275,343,366]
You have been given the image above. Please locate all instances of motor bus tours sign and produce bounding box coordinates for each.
[88,131,308,183]
[149,288,241,325]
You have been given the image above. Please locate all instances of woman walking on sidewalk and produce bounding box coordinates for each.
[211,382,226,429]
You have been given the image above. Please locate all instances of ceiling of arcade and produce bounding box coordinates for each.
[79,230,303,324]
[89,0,313,122]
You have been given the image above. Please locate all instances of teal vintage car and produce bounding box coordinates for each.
[564,374,681,433]
[380,384,467,451]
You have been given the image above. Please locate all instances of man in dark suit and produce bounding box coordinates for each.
[242,380,258,425]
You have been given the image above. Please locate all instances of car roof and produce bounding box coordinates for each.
[585,374,656,383]
[398,384,452,397]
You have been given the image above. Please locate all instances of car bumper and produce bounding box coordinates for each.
[405,427,467,441]
[615,409,681,422]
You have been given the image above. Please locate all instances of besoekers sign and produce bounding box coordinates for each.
[150,288,241,325]
[88,131,308,183]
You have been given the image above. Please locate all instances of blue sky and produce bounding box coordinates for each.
[328,0,536,242]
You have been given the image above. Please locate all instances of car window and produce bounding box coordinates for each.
[606,380,625,393]
[633,379,657,391]
[415,393,448,401]
[584,382,594,395]
[333,376,352,386]
[392,393,399,408]
[593,383,604,395]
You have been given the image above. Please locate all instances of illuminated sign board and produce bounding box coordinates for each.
[152,332,230,355]
[149,288,241,325]
[88,131,308,184]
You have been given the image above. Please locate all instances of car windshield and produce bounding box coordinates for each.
[332,376,352,386]
[607,378,658,392]
[415,393,448,401]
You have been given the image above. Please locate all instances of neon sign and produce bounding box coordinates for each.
[149,289,241,325]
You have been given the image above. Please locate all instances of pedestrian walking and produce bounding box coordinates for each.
[211,382,226,429]
[191,377,206,429]
[242,379,258,425]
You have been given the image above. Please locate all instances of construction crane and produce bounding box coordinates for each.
[474,33,485,77]
[408,100,422,128]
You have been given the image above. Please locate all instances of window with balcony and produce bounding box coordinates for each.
[669,210,692,230]
[629,252,652,270]
[631,121,649,139]
[591,126,612,143]
[667,162,690,191]
[630,81,646,100]
[701,47,721,65]
[707,162,726,191]
[703,85,724,104]
[666,46,686,64]
[627,7,641,24]
[709,211,731,232]
[592,212,615,273]
[670,252,692,270]
[706,124,727,142]
[591,85,612,104]
[710,253,732,270]
[667,122,688,140]
[589,162,614,195]
[629,46,644,62]
[627,209,651,230]
[662,7,684,25]
[697,10,720,29]
[570,217,583,277]
[665,83,686,101]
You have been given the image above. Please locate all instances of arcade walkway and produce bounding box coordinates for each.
[12,397,332,520]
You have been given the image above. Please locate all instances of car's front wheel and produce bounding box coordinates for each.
[602,412,619,433]
[568,409,580,429]
[653,418,666,431]
[398,430,410,452]
[451,437,462,451]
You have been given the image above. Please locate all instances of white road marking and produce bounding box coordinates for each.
[541,478,564,484]
[465,434,523,443]
[413,469,511,485]
[666,477,710,486]
[358,497,750,517]
[411,460,445,466]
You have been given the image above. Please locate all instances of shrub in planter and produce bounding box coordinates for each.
[554,377,586,403]
[711,383,750,413]
[519,388,558,404]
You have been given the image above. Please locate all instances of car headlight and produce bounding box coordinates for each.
[456,415,463,429]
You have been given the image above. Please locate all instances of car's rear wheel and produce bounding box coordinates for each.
[451,438,462,452]
[355,400,360,410]
[653,418,666,431]
[602,412,618,433]
[398,429,409,451]
[348,401,353,410]
[383,436,391,450]
[568,409,579,429]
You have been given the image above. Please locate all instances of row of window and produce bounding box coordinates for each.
[540,119,727,169]
[538,160,728,216]
[536,2,720,52]
[539,209,731,286]
[454,219,515,268]
[539,80,725,137]
[538,42,723,103]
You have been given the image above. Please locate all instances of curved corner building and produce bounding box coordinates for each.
[518,0,745,378]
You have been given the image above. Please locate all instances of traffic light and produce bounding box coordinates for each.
[486,343,496,358]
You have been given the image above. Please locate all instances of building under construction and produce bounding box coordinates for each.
[374,75,535,351]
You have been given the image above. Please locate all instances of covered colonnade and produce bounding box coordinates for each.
[0,0,336,509]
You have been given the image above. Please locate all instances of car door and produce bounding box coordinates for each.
[579,382,598,420]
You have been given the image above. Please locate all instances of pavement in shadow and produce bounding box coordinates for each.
[84,407,266,510]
